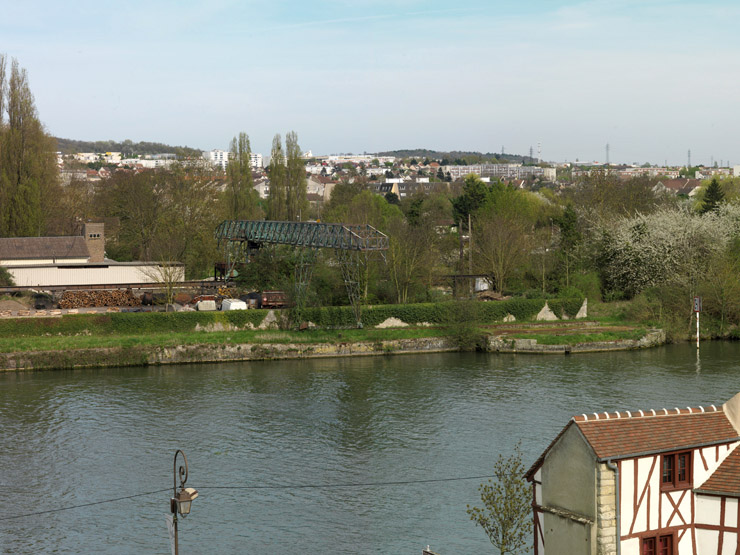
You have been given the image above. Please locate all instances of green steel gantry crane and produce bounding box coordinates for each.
[215,220,389,326]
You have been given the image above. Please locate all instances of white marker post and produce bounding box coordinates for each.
[693,296,702,348]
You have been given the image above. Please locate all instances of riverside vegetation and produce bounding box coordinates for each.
[3,53,740,348]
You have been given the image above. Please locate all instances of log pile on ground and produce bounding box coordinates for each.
[59,290,140,308]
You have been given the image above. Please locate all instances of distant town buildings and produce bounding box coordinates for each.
[59,143,731,215]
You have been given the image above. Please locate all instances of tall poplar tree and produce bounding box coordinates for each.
[285,131,307,221]
[225,131,261,220]
[0,54,58,237]
[268,134,288,220]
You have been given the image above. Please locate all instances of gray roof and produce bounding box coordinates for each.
[0,236,90,261]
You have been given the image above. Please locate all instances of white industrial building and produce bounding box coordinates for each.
[0,223,184,288]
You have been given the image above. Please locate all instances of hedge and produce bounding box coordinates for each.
[0,297,585,337]
[302,297,585,328]
[0,309,269,337]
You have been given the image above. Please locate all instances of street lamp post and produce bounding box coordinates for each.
[171,450,198,555]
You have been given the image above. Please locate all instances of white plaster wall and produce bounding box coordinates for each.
[696,495,722,526]
[648,464,659,531]
[695,443,739,487]
[678,531,692,555]
[620,537,639,555]
[697,528,719,554]
[630,457,654,533]
[661,490,689,528]
[726,498,738,527]
[535,513,544,555]
[722,532,737,555]
[620,459,635,537]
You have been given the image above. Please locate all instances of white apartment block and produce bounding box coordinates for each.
[204,150,263,170]
[205,149,230,170]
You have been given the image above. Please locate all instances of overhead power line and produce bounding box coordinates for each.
[196,474,495,490]
[0,488,171,522]
[0,474,494,522]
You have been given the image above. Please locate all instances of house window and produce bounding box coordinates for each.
[661,451,691,490]
[642,534,673,555]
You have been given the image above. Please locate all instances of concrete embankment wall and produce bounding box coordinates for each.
[0,330,667,372]
[0,337,458,371]
[487,329,666,354]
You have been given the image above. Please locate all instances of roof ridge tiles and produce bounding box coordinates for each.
[572,404,720,422]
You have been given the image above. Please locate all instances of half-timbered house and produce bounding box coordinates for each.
[526,392,740,554]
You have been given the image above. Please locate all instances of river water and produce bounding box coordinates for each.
[1,343,740,554]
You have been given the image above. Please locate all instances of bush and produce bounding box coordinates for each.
[0,266,14,287]
[303,297,584,328]
[446,301,485,351]
[570,272,601,302]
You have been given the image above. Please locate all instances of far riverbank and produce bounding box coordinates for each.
[0,322,664,372]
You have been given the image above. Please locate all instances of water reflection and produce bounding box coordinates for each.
[2,344,740,553]
[697,347,702,374]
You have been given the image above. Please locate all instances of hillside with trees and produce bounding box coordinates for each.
[55,137,203,158]
[375,149,533,164]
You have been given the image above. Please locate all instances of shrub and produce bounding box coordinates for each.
[570,271,602,302]
[446,301,485,351]
[0,266,14,287]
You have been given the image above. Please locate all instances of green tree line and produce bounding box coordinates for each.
[7,53,740,340]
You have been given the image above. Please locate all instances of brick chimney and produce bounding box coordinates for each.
[83,222,105,263]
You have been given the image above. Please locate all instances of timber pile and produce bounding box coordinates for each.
[59,290,140,308]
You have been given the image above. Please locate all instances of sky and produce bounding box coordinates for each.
[2,0,740,165]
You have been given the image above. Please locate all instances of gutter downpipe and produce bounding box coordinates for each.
[606,459,620,555]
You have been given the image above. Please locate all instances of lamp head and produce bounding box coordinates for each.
[174,487,199,516]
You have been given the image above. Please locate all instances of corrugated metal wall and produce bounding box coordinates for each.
[8,265,185,287]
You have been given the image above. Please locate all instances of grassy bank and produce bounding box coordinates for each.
[506,328,647,345]
[0,297,664,370]
[0,326,448,353]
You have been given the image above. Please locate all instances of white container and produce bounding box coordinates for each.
[221,298,247,311]
[196,300,217,311]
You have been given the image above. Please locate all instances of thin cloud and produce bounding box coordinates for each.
[260,6,486,32]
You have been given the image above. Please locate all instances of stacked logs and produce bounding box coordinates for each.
[59,290,140,309]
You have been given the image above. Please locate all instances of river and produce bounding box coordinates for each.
[1,343,739,554]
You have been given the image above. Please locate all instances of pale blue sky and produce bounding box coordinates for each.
[3,0,740,164]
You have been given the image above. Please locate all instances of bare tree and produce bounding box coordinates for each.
[386,215,437,304]
[474,215,532,294]
[139,259,185,310]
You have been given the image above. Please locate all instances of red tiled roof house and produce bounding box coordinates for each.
[526,393,740,555]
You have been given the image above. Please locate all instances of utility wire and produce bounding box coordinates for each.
[0,488,171,522]
[0,474,493,522]
[196,474,495,490]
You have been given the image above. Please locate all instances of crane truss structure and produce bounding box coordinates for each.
[215,220,389,252]
[215,220,389,327]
